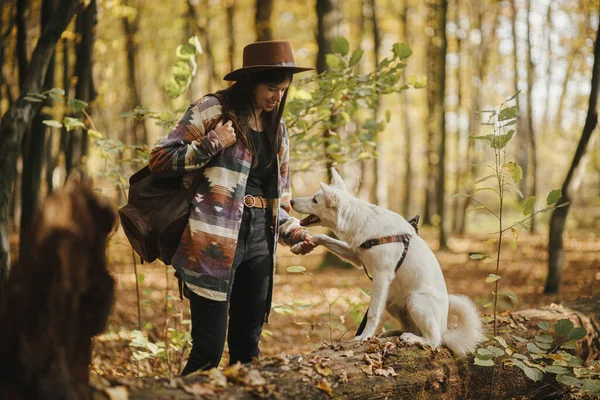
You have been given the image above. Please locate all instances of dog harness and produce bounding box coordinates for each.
[358,215,420,281]
[355,215,420,336]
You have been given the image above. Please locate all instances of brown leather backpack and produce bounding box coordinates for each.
[118,167,202,264]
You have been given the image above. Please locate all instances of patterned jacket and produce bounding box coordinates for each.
[148,95,308,316]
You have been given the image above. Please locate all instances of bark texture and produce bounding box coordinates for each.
[92,300,600,399]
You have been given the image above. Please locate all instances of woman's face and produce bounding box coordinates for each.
[252,79,291,114]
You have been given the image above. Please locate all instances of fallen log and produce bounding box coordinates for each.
[94,298,599,399]
[0,180,116,400]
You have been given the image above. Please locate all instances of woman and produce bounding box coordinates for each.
[148,41,316,375]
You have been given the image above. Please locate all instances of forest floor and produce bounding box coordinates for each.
[25,226,597,379]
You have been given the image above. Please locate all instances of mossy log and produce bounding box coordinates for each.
[94,299,599,399]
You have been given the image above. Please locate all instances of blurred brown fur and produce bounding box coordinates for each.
[0,179,116,400]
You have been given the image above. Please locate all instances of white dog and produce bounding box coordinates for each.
[290,168,484,356]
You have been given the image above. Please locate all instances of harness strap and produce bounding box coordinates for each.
[360,233,412,281]
[355,215,420,337]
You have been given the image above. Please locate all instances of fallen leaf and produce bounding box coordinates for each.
[316,363,333,376]
[182,383,215,396]
[374,368,389,377]
[316,378,333,397]
[341,350,354,357]
[223,362,245,380]
[340,370,349,383]
[209,368,227,387]
[362,364,374,376]
[104,386,128,400]
[246,369,267,386]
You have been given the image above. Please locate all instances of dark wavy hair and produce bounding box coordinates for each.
[215,69,293,167]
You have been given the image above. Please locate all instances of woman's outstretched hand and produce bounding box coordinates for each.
[290,233,318,255]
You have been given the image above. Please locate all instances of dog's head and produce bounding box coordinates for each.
[290,167,349,229]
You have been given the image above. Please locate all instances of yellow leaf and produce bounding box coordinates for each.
[87,129,103,139]
[316,378,333,397]
[315,364,332,376]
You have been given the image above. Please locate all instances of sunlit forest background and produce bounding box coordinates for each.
[1,0,599,378]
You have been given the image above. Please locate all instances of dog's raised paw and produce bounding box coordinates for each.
[310,234,328,245]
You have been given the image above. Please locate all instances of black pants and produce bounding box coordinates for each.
[180,206,273,375]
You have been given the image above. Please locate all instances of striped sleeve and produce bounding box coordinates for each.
[148,96,224,174]
[277,120,310,246]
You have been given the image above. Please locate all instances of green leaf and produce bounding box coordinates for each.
[503,162,523,183]
[524,366,544,382]
[486,274,501,283]
[469,253,486,260]
[166,78,184,99]
[476,348,493,360]
[582,379,600,394]
[63,117,85,131]
[545,365,570,375]
[474,357,495,367]
[536,342,552,350]
[44,87,65,96]
[188,35,203,53]
[332,36,350,56]
[349,49,364,67]
[527,343,544,354]
[512,353,528,360]
[176,43,197,59]
[87,129,103,139]
[393,42,412,59]
[475,174,496,184]
[42,120,63,128]
[325,54,343,70]
[450,193,470,198]
[286,266,306,273]
[68,98,88,113]
[487,345,505,357]
[554,319,574,337]
[556,374,582,388]
[521,196,536,216]
[535,333,554,343]
[172,60,192,79]
[546,189,562,205]
[568,327,587,341]
[538,321,551,330]
[492,130,514,149]
[498,105,517,121]
[560,341,577,349]
[23,95,44,103]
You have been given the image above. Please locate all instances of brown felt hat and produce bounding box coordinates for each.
[223,41,313,81]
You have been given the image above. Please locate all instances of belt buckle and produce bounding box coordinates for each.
[244,195,256,208]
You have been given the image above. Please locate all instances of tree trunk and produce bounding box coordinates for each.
[367,0,387,209]
[73,0,97,166]
[19,0,57,252]
[425,0,448,248]
[400,0,413,218]
[0,180,116,400]
[255,0,273,41]
[525,0,537,233]
[122,0,147,145]
[316,0,342,183]
[16,0,28,88]
[226,1,235,74]
[456,1,498,235]
[188,0,218,94]
[545,16,600,293]
[451,0,464,233]
[0,0,80,284]
[62,36,74,176]
[93,299,600,399]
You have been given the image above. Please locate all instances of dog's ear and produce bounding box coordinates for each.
[330,167,348,192]
[319,182,339,208]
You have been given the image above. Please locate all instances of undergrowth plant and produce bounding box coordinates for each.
[455,94,598,397]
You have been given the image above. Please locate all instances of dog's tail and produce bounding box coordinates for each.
[442,294,485,357]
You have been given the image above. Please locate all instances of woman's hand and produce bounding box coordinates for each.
[214,120,237,148]
[290,232,318,255]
